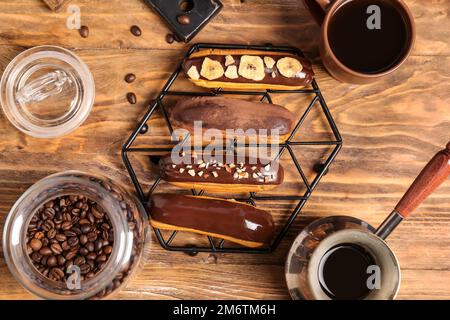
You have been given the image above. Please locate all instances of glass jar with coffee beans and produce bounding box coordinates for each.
[2,171,148,299]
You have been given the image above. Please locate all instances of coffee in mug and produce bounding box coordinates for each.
[303,0,415,83]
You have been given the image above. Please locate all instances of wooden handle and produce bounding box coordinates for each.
[395,142,450,218]
[302,0,335,25]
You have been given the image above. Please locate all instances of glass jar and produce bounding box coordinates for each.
[0,46,95,138]
[2,171,149,299]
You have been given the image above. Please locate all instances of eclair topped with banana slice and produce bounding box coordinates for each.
[183,49,314,90]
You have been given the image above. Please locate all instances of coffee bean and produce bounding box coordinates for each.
[55,233,66,242]
[86,242,95,252]
[80,264,91,274]
[177,14,191,25]
[139,124,148,134]
[34,231,45,240]
[39,247,52,256]
[95,239,104,251]
[81,224,92,234]
[61,221,72,231]
[30,238,43,251]
[74,256,86,266]
[26,194,118,296]
[64,230,76,237]
[103,246,113,255]
[130,25,142,36]
[79,25,89,38]
[65,250,77,260]
[47,256,57,267]
[96,254,107,263]
[87,252,97,260]
[31,252,43,263]
[80,234,88,245]
[80,247,89,256]
[68,237,79,247]
[57,255,66,266]
[50,268,65,281]
[42,207,56,220]
[124,73,136,83]
[126,92,137,105]
[47,229,57,239]
[165,33,175,44]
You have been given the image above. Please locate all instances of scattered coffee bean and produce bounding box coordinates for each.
[130,25,142,37]
[50,243,63,255]
[139,124,148,134]
[47,256,57,267]
[124,73,136,83]
[177,14,191,25]
[79,25,89,38]
[39,247,52,256]
[165,33,175,44]
[127,92,137,104]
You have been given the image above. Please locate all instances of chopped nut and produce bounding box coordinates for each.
[188,170,196,177]
[264,164,271,171]
[264,56,276,69]
[233,172,239,179]
[224,164,231,173]
[212,171,219,178]
[199,163,206,169]
[229,163,236,169]
[179,168,185,173]
[197,159,204,164]
[204,173,210,179]
[252,173,259,178]
[251,166,257,171]
[187,66,200,80]
[198,171,204,177]
[225,55,235,66]
[186,165,192,169]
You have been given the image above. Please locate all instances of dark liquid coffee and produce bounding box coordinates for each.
[318,243,375,300]
[328,0,409,74]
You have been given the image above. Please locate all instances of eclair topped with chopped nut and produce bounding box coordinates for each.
[183,49,314,90]
[159,154,284,186]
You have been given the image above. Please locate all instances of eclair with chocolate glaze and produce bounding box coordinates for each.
[183,49,314,90]
[148,194,275,248]
[159,154,284,193]
[168,96,295,142]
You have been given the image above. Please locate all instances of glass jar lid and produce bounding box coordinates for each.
[0,46,95,138]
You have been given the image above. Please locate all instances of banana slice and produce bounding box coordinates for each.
[200,57,224,80]
[276,57,303,78]
[238,55,265,81]
[187,66,200,80]
[225,65,239,79]
[264,57,276,69]
[225,55,235,66]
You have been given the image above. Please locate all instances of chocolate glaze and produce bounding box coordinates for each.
[168,96,294,135]
[183,53,314,86]
[159,154,284,185]
[148,194,275,245]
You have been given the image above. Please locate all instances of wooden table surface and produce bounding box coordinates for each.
[0,0,449,300]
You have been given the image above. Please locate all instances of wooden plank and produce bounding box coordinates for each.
[0,0,449,300]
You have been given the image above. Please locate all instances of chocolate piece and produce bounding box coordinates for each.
[183,50,314,87]
[159,155,283,186]
[148,194,275,247]
[168,96,295,137]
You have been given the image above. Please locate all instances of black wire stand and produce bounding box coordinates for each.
[122,43,342,255]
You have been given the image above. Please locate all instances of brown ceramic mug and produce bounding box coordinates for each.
[303,0,415,84]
